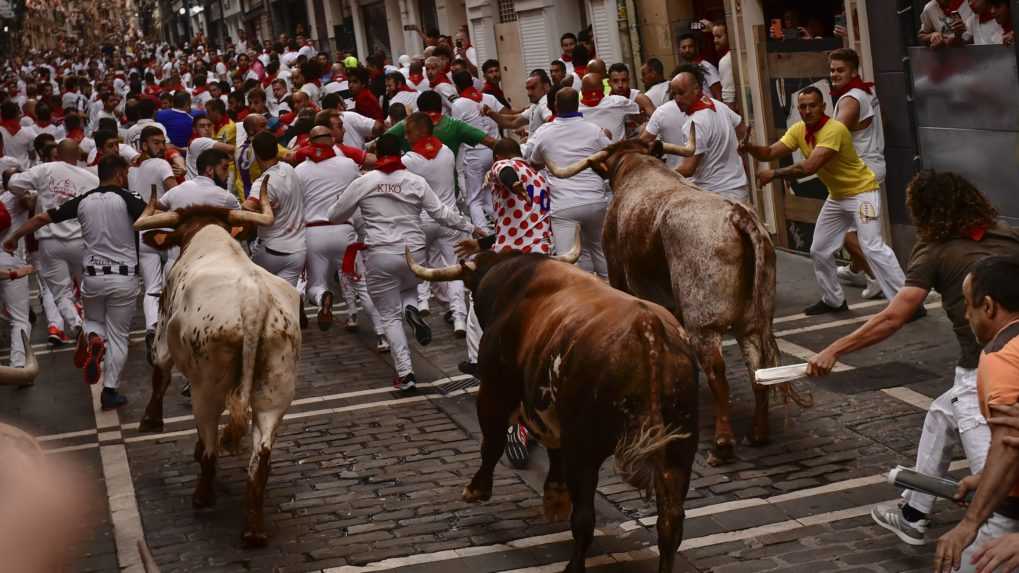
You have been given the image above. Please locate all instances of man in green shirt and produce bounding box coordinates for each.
[385,91,496,156]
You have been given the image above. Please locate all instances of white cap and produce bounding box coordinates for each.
[398,54,411,67]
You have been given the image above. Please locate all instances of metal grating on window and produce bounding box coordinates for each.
[498,0,517,23]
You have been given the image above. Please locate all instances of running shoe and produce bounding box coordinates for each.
[862,278,884,300]
[318,292,334,331]
[345,314,358,332]
[376,335,390,353]
[836,265,867,287]
[453,317,467,338]
[417,300,431,316]
[458,361,478,377]
[83,333,105,386]
[870,502,928,546]
[73,328,88,368]
[48,325,66,346]
[804,299,849,316]
[100,387,127,410]
[505,424,530,469]
[393,372,417,392]
[405,306,432,345]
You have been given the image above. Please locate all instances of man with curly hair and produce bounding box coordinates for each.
[807,170,1019,546]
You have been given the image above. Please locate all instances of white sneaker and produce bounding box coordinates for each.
[870,502,928,546]
[862,278,884,300]
[836,265,867,287]
[453,317,466,338]
[417,300,431,316]
[376,335,390,353]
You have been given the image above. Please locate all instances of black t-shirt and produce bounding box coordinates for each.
[905,224,1019,368]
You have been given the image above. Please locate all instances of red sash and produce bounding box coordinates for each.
[459,87,483,102]
[375,155,405,173]
[686,98,716,114]
[804,114,830,148]
[830,76,875,100]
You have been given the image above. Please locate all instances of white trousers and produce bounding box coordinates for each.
[416,220,467,322]
[551,201,608,278]
[304,225,383,333]
[33,267,62,330]
[81,275,139,390]
[462,148,494,232]
[810,191,905,306]
[0,253,31,367]
[365,249,425,377]
[251,243,306,287]
[37,237,84,332]
[138,240,179,333]
[903,367,990,514]
[958,514,1019,573]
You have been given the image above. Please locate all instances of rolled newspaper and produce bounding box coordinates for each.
[754,363,809,385]
[888,466,974,503]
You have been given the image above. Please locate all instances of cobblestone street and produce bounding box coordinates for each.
[2,250,970,572]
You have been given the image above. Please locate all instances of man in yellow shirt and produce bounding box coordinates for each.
[742,86,905,315]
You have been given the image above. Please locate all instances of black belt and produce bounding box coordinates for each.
[997,497,1019,520]
[85,265,139,276]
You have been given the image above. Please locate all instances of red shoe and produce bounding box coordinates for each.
[48,325,66,346]
[73,329,88,368]
[83,334,105,386]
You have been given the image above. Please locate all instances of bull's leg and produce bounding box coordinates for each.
[463,384,519,503]
[543,448,571,522]
[139,365,172,433]
[563,458,601,573]
[242,409,284,548]
[693,335,735,465]
[654,448,694,573]
[191,387,226,509]
[737,334,772,446]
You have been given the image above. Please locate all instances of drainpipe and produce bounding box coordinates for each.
[624,0,643,87]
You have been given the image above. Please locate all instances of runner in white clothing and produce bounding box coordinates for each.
[401,113,468,336]
[327,134,481,392]
[671,65,749,203]
[245,132,306,289]
[127,126,179,361]
[451,71,503,231]
[641,75,691,169]
[295,126,385,344]
[424,57,457,114]
[5,139,97,337]
[677,33,723,101]
[641,58,671,109]
[526,88,612,278]
[0,101,38,168]
[187,115,234,180]
[159,149,240,211]
[579,74,641,143]
[0,189,34,371]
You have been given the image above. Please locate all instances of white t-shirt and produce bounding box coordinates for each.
[295,154,361,223]
[920,0,951,35]
[579,95,640,143]
[718,52,736,105]
[125,119,168,151]
[645,101,690,168]
[47,186,146,269]
[84,144,140,169]
[0,190,29,251]
[683,99,747,195]
[186,137,218,180]
[1,124,38,169]
[835,88,887,183]
[431,82,459,114]
[526,116,612,211]
[525,95,553,137]
[128,157,175,202]
[249,162,306,254]
[341,111,377,149]
[327,168,474,254]
[644,81,670,109]
[451,93,503,140]
[300,82,321,105]
[159,176,240,210]
[402,144,457,223]
[7,161,98,240]
[697,60,722,93]
[388,90,419,114]
[33,123,66,140]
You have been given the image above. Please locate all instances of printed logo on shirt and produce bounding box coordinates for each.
[858,201,878,223]
[378,183,402,194]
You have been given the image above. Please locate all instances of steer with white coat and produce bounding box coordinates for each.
[133,179,301,547]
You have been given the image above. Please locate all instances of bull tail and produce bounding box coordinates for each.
[614,312,692,498]
[728,201,780,370]
[221,283,267,454]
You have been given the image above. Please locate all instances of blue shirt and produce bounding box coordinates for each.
[155,108,195,148]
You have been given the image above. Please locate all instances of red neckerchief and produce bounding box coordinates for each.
[130,153,147,167]
[459,86,483,102]
[581,89,603,107]
[0,119,21,135]
[374,155,405,173]
[397,83,417,93]
[213,117,230,134]
[430,73,451,86]
[804,114,830,148]
[425,111,443,125]
[338,144,366,165]
[411,136,442,160]
[963,224,989,241]
[261,74,276,88]
[686,98,716,114]
[88,152,102,166]
[978,7,995,23]
[947,0,965,11]
[295,133,310,148]
[717,48,730,58]
[692,56,704,64]
[35,119,51,129]
[235,108,251,122]
[575,65,588,76]
[193,85,207,96]
[830,76,875,100]
[561,53,572,63]
[296,142,336,163]
[408,73,424,85]
[354,89,384,121]
[279,111,296,126]
[483,81,504,99]
[368,68,383,80]
[66,127,84,142]
[309,79,322,87]
[1002,16,1015,33]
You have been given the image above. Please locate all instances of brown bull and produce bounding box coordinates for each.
[408,237,699,573]
[547,137,783,463]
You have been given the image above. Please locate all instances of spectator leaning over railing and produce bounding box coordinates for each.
[935,256,1019,573]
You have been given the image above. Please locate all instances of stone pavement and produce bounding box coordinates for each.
[0,250,974,572]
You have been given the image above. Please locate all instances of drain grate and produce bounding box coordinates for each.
[435,376,480,396]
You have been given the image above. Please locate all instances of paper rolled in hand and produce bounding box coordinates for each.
[754,363,809,385]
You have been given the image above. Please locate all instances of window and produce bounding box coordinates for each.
[498,0,516,23]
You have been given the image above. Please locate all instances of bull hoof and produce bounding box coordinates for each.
[462,484,492,503]
[138,416,164,433]
[242,529,269,548]
[543,482,571,522]
[705,443,735,467]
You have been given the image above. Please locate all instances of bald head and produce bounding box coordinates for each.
[308,125,332,140]
[242,113,267,135]
[587,58,606,77]
[556,88,579,114]
[580,74,602,93]
[57,139,80,163]
[292,91,310,108]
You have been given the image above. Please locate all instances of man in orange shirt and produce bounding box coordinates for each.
[936,256,1019,573]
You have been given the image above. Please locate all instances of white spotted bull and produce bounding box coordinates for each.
[547,134,787,464]
[133,179,300,546]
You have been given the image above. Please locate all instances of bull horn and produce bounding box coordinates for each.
[550,225,582,264]
[133,190,181,231]
[661,122,697,157]
[405,246,466,282]
[0,265,34,280]
[228,175,274,227]
[545,149,610,179]
[0,331,38,386]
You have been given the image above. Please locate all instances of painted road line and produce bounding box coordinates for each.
[772,298,889,324]
[44,442,100,455]
[881,386,935,410]
[37,428,99,442]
